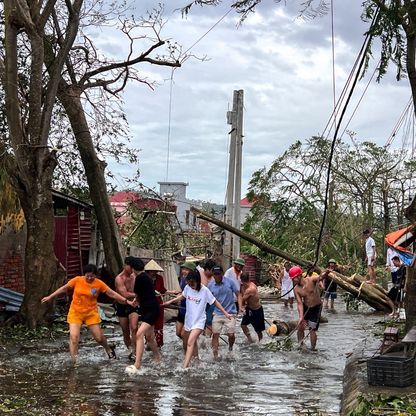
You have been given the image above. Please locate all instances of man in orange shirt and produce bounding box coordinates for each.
[42,264,135,364]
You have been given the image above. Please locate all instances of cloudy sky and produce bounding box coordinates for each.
[96,1,411,204]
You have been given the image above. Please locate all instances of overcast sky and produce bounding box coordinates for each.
[96,1,411,204]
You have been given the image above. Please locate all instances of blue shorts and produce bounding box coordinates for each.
[324,292,337,300]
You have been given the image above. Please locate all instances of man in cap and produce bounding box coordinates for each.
[363,229,377,284]
[322,259,338,309]
[224,257,245,284]
[115,256,140,359]
[208,265,243,358]
[289,266,323,351]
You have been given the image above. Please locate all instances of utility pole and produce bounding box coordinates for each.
[224,90,244,264]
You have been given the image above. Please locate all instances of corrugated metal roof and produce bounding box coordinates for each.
[0,287,23,312]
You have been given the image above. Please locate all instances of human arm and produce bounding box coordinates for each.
[163,293,185,306]
[105,288,136,307]
[294,288,304,323]
[41,283,70,303]
[236,292,244,314]
[213,299,232,320]
[114,276,136,300]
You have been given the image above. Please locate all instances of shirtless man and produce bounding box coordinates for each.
[240,273,265,342]
[115,256,140,359]
[289,266,323,351]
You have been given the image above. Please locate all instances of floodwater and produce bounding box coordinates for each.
[0,300,382,416]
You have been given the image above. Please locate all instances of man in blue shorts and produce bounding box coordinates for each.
[322,259,338,309]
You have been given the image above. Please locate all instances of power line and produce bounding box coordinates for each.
[165,8,233,182]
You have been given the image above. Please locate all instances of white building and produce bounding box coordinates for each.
[158,182,203,231]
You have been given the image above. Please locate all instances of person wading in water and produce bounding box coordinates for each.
[289,266,323,351]
[42,264,135,364]
[240,273,265,343]
[115,256,140,360]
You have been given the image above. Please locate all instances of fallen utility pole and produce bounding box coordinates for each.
[191,207,394,313]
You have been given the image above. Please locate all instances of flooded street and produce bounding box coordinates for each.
[0,300,382,415]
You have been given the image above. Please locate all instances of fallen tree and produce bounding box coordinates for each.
[191,207,394,313]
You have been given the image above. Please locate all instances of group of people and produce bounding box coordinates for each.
[162,258,266,369]
[41,231,407,370]
[41,256,266,371]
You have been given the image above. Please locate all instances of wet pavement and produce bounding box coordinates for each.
[0,300,382,415]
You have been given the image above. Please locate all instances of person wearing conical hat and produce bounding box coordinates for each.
[145,259,176,348]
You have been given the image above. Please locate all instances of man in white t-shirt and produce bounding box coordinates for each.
[363,229,377,284]
[224,258,245,284]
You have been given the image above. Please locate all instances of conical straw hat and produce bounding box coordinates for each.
[145,259,164,272]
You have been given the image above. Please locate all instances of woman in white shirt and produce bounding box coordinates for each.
[164,270,231,368]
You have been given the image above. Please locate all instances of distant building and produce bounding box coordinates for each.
[240,197,253,225]
[109,191,167,234]
[158,182,203,231]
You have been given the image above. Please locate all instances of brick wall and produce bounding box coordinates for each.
[241,253,261,284]
[0,252,25,293]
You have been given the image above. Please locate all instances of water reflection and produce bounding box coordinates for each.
[0,300,381,415]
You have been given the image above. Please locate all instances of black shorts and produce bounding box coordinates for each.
[140,304,160,325]
[388,286,404,303]
[241,306,265,333]
[177,310,185,324]
[303,303,322,331]
[114,302,140,318]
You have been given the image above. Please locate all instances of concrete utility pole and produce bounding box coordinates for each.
[224,90,244,263]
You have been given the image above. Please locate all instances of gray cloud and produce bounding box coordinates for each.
[97,1,412,203]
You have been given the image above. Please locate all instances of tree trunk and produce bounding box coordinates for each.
[14,176,59,328]
[58,85,123,276]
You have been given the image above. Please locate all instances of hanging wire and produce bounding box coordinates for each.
[339,61,379,141]
[164,7,233,182]
[165,69,175,181]
[330,0,336,129]
[312,8,380,267]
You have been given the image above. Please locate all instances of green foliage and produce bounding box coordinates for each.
[348,395,416,416]
[263,337,294,352]
[123,199,180,251]
[242,136,414,267]
[341,293,363,311]
[362,1,410,82]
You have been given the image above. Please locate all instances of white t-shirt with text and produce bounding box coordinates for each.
[182,284,215,331]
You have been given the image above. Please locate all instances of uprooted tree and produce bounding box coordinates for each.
[0,1,184,327]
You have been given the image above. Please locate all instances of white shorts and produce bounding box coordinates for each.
[212,315,236,334]
[367,258,375,266]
